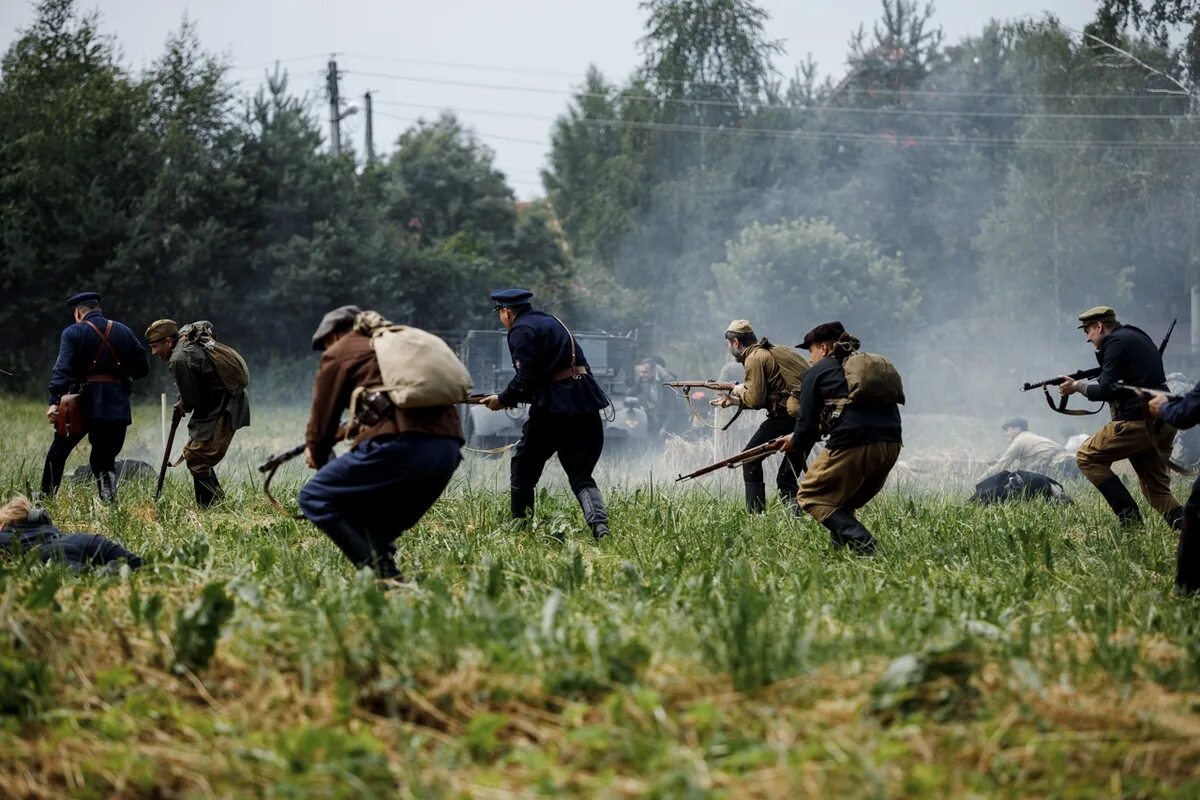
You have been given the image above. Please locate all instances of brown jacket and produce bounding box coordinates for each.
[306,332,464,466]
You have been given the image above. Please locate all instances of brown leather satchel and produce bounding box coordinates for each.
[54,320,122,438]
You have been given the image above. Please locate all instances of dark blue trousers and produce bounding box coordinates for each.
[298,434,461,538]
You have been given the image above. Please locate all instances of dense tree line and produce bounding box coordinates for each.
[2,0,1198,388]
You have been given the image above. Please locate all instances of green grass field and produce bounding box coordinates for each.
[0,394,1198,798]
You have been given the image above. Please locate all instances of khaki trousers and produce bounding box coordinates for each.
[1075,419,1181,514]
[182,415,236,475]
[798,441,901,522]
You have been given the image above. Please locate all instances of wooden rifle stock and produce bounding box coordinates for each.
[154,404,185,501]
[676,436,787,482]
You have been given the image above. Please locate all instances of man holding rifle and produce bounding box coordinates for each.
[298,305,464,578]
[1058,306,1182,529]
[717,320,810,514]
[145,319,250,507]
[778,322,904,554]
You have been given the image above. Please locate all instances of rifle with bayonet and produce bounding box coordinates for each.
[663,380,744,430]
[676,436,787,482]
[1021,319,1177,416]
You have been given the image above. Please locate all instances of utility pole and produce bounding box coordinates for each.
[326,58,341,155]
[325,57,358,156]
[364,90,375,164]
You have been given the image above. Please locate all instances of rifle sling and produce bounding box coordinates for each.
[1042,385,1104,416]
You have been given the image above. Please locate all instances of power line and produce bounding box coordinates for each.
[347,70,1198,122]
[370,98,1200,150]
[371,110,549,146]
[337,52,1190,101]
[230,54,330,71]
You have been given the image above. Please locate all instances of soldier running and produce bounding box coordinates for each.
[1058,306,1183,529]
[42,292,149,503]
[480,289,613,540]
[145,319,251,507]
[779,322,904,554]
[298,306,464,579]
[716,320,810,514]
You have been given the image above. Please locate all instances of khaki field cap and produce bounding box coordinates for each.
[1077,306,1117,329]
[725,319,754,336]
[145,319,179,343]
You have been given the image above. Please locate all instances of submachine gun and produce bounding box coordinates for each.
[1021,319,1176,416]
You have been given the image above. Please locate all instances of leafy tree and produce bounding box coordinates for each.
[710,219,919,343]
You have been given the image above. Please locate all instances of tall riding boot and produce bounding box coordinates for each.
[315,517,400,578]
[97,471,118,504]
[193,470,223,508]
[510,485,535,525]
[1095,476,1141,525]
[821,508,877,555]
[575,486,611,540]
[1177,523,1200,595]
[1163,506,1184,533]
[744,482,767,514]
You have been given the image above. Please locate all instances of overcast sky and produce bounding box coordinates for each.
[3,0,1100,197]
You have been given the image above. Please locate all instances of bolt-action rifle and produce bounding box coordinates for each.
[676,436,787,482]
[664,380,744,430]
[154,403,185,501]
[1021,319,1176,416]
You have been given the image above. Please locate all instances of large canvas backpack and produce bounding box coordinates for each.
[353,311,471,411]
[179,322,249,393]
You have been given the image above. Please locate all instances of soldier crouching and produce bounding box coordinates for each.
[298,306,464,579]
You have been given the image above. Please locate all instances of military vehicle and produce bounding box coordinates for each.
[458,328,650,450]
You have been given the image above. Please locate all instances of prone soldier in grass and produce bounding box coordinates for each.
[298,306,465,579]
[145,319,251,507]
[715,320,810,514]
[779,322,904,555]
[1058,306,1182,529]
[42,291,149,503]
[480,289,613,540]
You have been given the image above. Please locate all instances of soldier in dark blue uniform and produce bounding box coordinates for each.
[1150,387,1200,594]
[42,292,149,502]
[480,289,613,540]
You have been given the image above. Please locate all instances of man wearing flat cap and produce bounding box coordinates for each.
[1058,306,1182,528]
[298,305,464,579]
[977,417,1078,482]
[145,319,251,506]
[480,288,614,540]
[779,322,904,554]
[42,292,149,502]
[718,319,810,514]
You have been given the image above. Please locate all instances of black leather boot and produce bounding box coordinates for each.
[510,485,535,521]
[576,486,611,540]
[1163,506,1184,533]
[821,508,877,555]
[744,482,767,514]
[1177,523,1200,595]
[97,471,118,504]
[315,517,401,578]
[193,470,223,508]
[1095,476,1141,525]
[781,489,803,517]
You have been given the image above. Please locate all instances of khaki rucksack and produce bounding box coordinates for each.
[762,341,810,417]
[179,321,250,393]
[352,311,471,411]
[842,351,905,406]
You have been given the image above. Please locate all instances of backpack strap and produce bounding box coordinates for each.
[83,320,124,379]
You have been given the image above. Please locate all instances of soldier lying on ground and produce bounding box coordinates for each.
[0,495,142,573]
[977,417,1080,482]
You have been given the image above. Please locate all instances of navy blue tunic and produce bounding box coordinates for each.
[47,311,149,423]
[497,309,609,414]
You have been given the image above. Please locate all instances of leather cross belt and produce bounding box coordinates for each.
[86,374,122,384]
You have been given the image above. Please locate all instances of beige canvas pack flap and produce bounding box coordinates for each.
[365,324,472,409]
